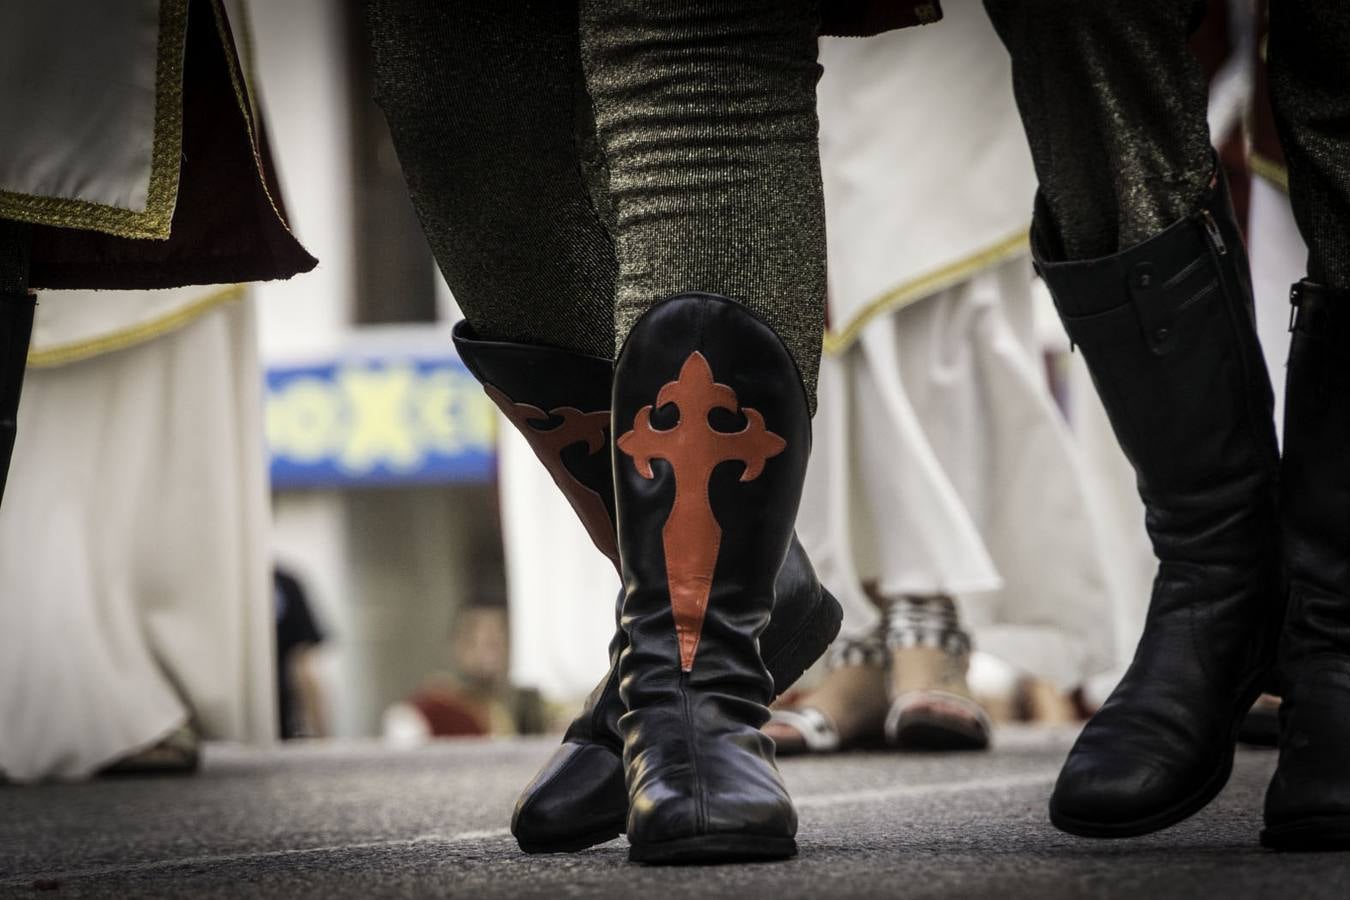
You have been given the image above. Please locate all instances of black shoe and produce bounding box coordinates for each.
[1034,172,1282,838]
[1262,281,1350,851]
[452,323,841,854]
[614,293,810,864]
[0,292,35,505]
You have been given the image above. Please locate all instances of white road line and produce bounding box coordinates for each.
[3,771,1055,886]
[795,771,1056,809]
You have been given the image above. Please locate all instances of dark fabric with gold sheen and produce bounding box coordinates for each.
[368,0,828,413]
[1036,175,1282,838]
[1267,2,1350,290]
[614,294,809,863]
[1262,282,1350,850]
[27,0,315,290]
[984,0,1350,290]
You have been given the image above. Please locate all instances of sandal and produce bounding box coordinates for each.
[764,636,889,756]
[100,723,201,776]
[883,596,992,752]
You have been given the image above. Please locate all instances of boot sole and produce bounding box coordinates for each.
[516,822,624,855]
[1049,670,1268,839]
[1261,817,1350,851]
[629,834,798,865]
[765,587,844,695]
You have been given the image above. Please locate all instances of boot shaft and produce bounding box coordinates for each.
[452,321,619,568]
[612,293,811,696]
[1034,172,1278,569]
[1281,280,1350,661]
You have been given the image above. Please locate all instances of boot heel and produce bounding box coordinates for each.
[765,586,843,695]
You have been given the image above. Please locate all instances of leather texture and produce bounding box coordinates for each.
[618,351,787,670]
[453,321,619,568]
[614,293,809,862]
[1035,173,1282,836]
[0,292,35,504]
[1263,281,1350,848]
[452,321,839,854]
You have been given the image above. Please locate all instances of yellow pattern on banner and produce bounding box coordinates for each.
[266,363,498,478]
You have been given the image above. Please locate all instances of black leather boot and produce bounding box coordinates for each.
[1035,173,1282,838]
[451,322,840,854]
[614,293,811,864]
[0,292,35,505]
[1262,281,1350,851]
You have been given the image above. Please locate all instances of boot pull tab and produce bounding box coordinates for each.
[1128,262,1178,356]
[1289,282,1305,333]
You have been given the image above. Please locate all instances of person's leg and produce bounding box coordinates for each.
[578,0,828,864]
[1268,3,1350,293]
[579,0,827,410]
[0,219,35,506]
[983,0,1213,268]
[1260,1,1350,851]
[366,0,615,356]
[983,0,1282,838]
[368,1,840,857]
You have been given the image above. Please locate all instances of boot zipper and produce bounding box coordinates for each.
[1200,210,1228,256]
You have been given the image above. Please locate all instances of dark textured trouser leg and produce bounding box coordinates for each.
[578,0,827,411]
[0,219,33,507]
[1268,2,1350,291]
[982,0,1214,273]
[366,0,617,358]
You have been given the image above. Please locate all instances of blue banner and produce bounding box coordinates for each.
[266,353,497,488]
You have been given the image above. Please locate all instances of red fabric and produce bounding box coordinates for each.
[822,0,944,37]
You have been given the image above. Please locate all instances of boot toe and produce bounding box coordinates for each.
[512,742,626,853]
[1050,753,1188,835]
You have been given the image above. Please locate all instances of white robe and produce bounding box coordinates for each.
[0,292,274,782]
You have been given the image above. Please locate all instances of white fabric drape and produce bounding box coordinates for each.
[0,296,274,781]
[801,259,1117,689]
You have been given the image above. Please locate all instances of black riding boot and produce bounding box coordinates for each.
[452,322,840,854]
[1036,173,1282,838]
[614,293,810,864]
[1262,281,1350,851]
[0,292,35,505]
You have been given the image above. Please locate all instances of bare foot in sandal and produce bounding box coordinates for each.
[883,596,991,751]
[764,637,889,755]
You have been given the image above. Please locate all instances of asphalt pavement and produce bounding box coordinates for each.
[2,727,1346,899]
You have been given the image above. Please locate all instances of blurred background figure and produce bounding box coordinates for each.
[765,1,1117,756]
[0,0,313,781]
[274,566,331,740]
[382,602,545,743]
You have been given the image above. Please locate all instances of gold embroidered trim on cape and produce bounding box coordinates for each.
[1250,152,1289,194]
[0,0,189,239]
[27,284,245,368]
[822,229,1030,355]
